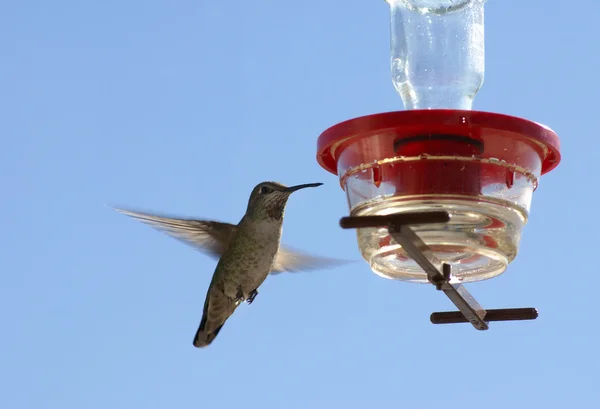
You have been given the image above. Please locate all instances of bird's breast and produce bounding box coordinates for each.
[217,220,282,278]
[240,221,282,263]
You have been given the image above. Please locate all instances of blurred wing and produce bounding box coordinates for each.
[271,246,354,274]
[114,208,237,258]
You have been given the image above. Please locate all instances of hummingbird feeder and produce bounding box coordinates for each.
[316,0,561,329]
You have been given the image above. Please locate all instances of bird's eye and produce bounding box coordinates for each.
[259,186,271,194]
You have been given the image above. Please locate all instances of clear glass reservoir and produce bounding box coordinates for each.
[387,0,486,110]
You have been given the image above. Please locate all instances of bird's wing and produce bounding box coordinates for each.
[114,208,237,258]
[270,246,353,274]
[114,207,354,275]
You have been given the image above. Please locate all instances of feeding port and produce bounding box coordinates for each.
[316,0,561,284]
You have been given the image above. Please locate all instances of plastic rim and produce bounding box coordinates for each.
[316,110,561,176]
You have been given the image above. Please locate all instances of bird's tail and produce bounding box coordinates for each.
[193,322,224,348]
[193,289,239,348]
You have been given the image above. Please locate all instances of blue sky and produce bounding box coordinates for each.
[2,1,599,408]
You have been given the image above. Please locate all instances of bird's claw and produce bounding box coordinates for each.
[234,287,258,305]
[235,287,245,304]
[246,289,258,305]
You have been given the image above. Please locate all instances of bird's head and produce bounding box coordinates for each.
[245,181,322,221]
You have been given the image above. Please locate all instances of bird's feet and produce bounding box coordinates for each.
[235,287,258,305]
[235,287,245,304]
[246,289,258,305]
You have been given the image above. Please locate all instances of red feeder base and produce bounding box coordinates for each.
[317,110,560,283]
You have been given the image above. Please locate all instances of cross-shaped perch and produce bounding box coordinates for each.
[340,211,538,330]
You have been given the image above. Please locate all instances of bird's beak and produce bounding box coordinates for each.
[284,182,323,193]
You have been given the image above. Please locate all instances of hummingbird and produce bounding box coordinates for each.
[115,181,346,348]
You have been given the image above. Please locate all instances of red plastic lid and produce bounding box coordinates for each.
[317,110,561,176]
